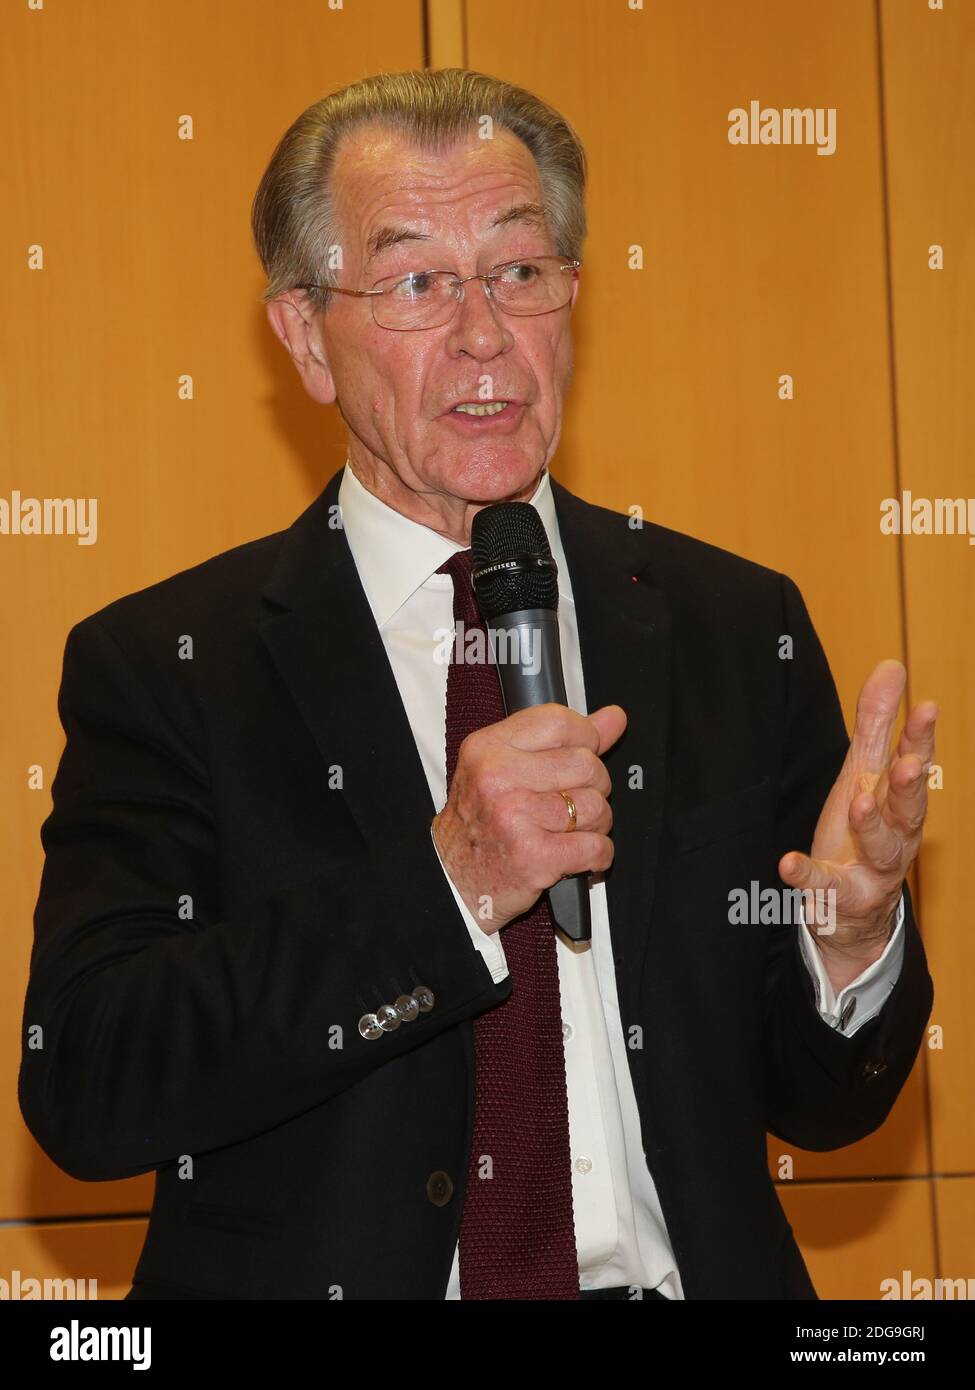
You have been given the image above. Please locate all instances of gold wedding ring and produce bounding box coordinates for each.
[558,790,578,833]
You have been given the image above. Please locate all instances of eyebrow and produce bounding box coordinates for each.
[364,202,549,268]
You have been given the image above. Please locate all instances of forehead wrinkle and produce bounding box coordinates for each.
[359,171,542,238]
[333,132,546,276]
[365,201,548,267]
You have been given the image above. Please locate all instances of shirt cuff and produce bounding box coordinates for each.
[797,890,906,1036]
[429,824,509,983]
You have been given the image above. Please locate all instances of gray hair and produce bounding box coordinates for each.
[250,67,587,313]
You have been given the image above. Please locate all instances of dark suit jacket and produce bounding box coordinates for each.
[19,465,934,1300]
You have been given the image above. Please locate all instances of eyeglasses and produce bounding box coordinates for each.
[294,255,581,331]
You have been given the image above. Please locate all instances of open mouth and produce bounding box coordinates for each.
[442,400,524,427]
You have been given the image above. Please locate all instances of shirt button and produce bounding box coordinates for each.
[575,1156,593,1175]
[562,1021,574,1041]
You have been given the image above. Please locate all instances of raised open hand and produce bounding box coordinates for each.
[778,659,937,992]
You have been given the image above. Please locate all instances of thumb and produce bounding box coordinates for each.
[589,704,628,756]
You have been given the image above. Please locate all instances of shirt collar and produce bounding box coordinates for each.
[337,459,573,630]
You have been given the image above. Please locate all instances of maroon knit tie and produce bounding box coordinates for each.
[437,548,579,1300]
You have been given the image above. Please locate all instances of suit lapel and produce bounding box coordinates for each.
[257,466,440,856]
[257,466,671,979]
[550,480,672,975]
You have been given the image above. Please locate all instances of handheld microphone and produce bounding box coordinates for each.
[470,501,592,943]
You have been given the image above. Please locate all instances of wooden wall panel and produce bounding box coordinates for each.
[880,0,975,1177]
[936,1178,975,1287]
[780,1180,936,1301]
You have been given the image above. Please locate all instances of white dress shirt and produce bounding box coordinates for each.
[336,459,906,1299]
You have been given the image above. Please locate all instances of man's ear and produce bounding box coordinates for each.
[265,292,337,406]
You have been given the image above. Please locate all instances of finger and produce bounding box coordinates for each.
[895,699,938,767]
[846,660,906,787]
[881,752,928,839]
[779,850,844,897]
[506,743,612,797]
[549,827,615,880]
[589,704,628,757]
[532,787,612,836]
[499,703,614,756]
[848,787,903,874]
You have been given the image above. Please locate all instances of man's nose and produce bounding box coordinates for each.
[445,276,511,356]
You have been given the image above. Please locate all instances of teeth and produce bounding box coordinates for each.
[452,401,509,416]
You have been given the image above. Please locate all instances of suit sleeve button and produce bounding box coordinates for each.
[358,1012,383,1040]
[414,985,435,1013]
[395,993,419,1022]
[377,1003,401,1031]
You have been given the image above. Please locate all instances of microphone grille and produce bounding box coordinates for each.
[470,502,559,620]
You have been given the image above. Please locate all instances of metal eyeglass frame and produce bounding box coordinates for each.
[293,256,582,331]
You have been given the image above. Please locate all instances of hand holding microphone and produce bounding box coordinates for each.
[432,499,626,941]
[432,700,627,936]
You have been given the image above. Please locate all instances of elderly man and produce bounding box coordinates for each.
[20,68,935,1301]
